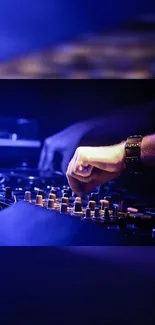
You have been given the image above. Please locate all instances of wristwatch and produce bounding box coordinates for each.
[125,135,143,174]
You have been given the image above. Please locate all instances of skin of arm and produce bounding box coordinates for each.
[99,134,155,171]
[66,134,155,196]
[107,134,155,170]
[141,134,155,167]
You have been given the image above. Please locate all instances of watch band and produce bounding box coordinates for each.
[125,135,143,174]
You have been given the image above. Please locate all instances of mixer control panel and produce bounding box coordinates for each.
[0,182,155,240]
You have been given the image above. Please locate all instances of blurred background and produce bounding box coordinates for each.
[0,0,155,173]
[0,0,155,78]
[0,80,154,170]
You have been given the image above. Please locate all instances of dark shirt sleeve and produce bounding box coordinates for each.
[79,103,155,147]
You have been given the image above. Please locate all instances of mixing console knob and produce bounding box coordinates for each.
[63,192,69,198]
[24,191,31,202]
[38,190,45,199]
[89,193,99,203]
[100,199,109,210]
[48,193,56,202]
[94,207,100,218]
[51,187,57,196]
[47,199,55,210]
[75,197,82,203]
[35,195,43,207]
[104,207,109,218]
[61,197,69,205]
[152,229,155,239]
[63,187,72,197]
[5,187,13,200]
[88,200,96,211]
[113,204,118,218]
[60,203,68,214]
[127,207,138,214]
[85,208,91,219]
[104,196,111,207]
[74,201,82,213]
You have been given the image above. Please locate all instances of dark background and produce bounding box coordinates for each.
[0,80,154,141]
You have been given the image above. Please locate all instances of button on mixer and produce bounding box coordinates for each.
[24,191,31,202]
[63,193,70,198]
[89,193,99,203]
[61,197,69,204]
[94,207,100,219]
[73,201,83,215]
[88,200,96,211]
[60,203,68,214]
[51,187,57,197]
[75,197,82,203]
[104,196,111,203]
[35,195,43,207]
[47,199,55,210]
[104,207,109,218]
[62,187,72,197]
[100,199,109,210]
[74,201,82,212]
[152,229,155,239]
[48,193,56,202]
[127,207,138,213]
[113,204,119,218]
[5,187,13,200]
[38,190,45,199]
[85,207,91,219]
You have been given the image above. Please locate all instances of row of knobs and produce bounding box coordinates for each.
[24,188,73,214]
[5,186,120,218]
[73,199,118,219]
[24,187,115,218]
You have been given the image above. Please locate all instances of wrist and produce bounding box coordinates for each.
[113,141,126,171]
[125,135,143,173]
[87,143,126,173]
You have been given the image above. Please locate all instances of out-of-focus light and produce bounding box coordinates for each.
[17,119,29,124]
[12,133,17,141]
[34,187,40,191]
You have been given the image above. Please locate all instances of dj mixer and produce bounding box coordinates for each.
[0,168,155,245]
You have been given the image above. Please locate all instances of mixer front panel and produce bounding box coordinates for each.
[0,170,155,244]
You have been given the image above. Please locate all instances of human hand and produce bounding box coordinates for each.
[66,143,126,195]
[38,122,92,176]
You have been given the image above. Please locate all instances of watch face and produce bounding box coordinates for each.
[125,136,143,174]
[129,136,143,143]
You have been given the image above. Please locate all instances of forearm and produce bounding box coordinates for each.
[141,134,155,167]
[116,134,155,171]
[87,134,155,174]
